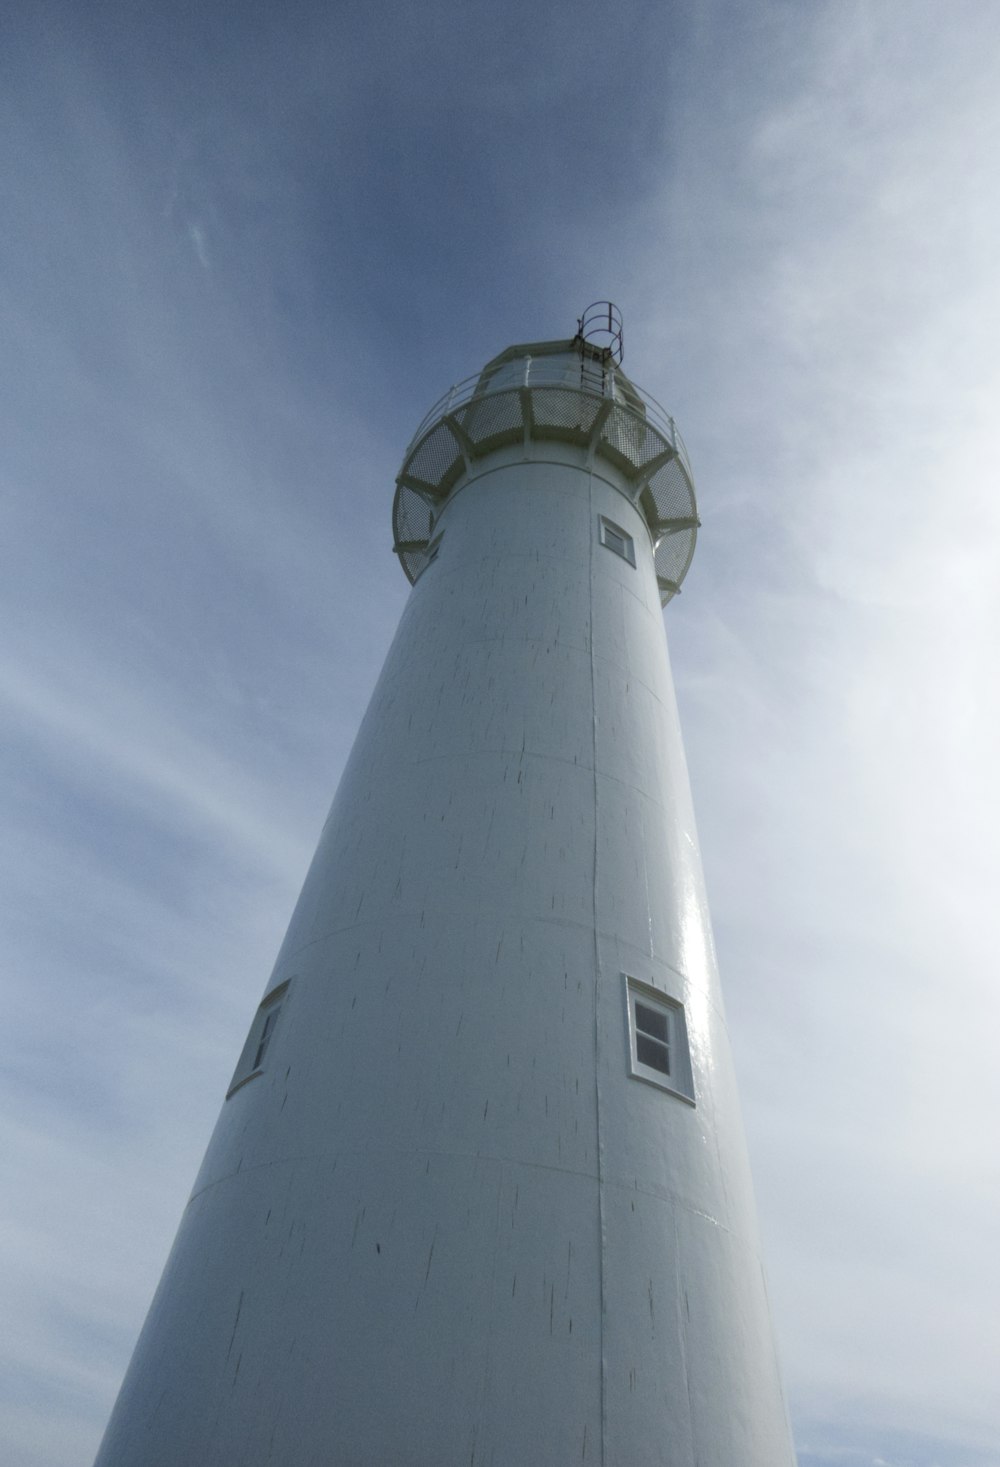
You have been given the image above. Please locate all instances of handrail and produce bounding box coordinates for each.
[404,362,692,480]
[576,301,624,363]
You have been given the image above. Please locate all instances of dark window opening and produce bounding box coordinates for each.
[252,1008,280,1070]
[227,979,292,1098]
[599,516,636,566]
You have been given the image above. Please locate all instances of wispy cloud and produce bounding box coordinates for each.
[3,3,999,1465]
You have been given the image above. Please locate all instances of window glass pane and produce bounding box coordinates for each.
[600,518,635,565]
[253,1007,279,1069]
[636,1033,670,1074]
[635,1002,668,1043]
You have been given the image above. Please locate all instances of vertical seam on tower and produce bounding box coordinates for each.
[587,465,607,1467]
[673,1201,698,1466]
[474,1162,505,1458]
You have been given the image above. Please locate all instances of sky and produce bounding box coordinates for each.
[3,2,999,1464]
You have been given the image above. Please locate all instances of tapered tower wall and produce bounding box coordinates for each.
[95,339,795,1466]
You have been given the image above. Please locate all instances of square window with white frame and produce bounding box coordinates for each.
[624,976,694,1103]
[599,515,636,566]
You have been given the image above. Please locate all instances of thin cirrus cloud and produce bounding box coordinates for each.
[2,3,998,1466]
[629,7,1000,1463]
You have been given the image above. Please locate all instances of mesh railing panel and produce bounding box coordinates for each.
[394,485,433,544]
[600,405,666,469]
[655,530,696,597]
[407,422,462,486]
[459,390,523,445]
[531,387,603,434]
[647,456,697,605]
[648,457,695,522]
[392,484,435,583]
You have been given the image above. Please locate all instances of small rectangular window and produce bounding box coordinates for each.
[624,976,694,1103]
[599,516,636,566]
[227,979,291,1098]
[413,530,443,582]
[252,1008,280,1069]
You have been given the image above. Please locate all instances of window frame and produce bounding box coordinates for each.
[599,515,636,567]
[623,975,695,1104]
[226,979,292,1099]
[412,529,444,582]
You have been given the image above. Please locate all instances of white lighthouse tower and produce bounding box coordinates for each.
[95,305,796,1466]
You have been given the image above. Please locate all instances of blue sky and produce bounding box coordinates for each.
[3,3,999,1464]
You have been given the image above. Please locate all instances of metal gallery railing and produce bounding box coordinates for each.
[403,356,692,483]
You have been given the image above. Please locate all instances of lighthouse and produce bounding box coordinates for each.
[95,305,796,1465]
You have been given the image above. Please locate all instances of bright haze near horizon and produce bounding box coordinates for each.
[3,4,998,1465]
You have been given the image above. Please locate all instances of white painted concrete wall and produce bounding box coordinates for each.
[95,396,795,1465]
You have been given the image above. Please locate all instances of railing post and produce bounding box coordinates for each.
[524,355,532,387]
